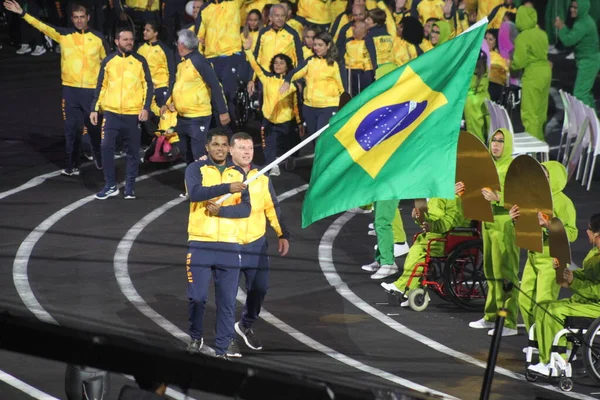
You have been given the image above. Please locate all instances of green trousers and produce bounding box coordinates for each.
[521,64,552,142]
[482,212,520,329]
[535,298,600,364]
[518,250,560,333]
[464,92,490,143]
[573,56,600,108]
[394,233,445,293]
[392,208,407,243]
[374,200,398,266]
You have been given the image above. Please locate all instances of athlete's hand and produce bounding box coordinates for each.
[482,188,500,202]
[247,80,255,96]
[90,112,98,126]
[139,109,149,122]
[509,204,520,221]
[219,113,231,126]
[3,0,23,14]
[278,238,289,256]
[411,208,420,219]
[279,82,290,94]
[455,181,465,196]
[421,221,431,233]
[243,36,253,50]
[206,201,221,216]
[229,182,247,193]
[298,124,305,137]
[561,268,574,287]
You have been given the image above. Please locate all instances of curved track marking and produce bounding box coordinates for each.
[12,164,184,324]
[114,185,457,399]
[319,212,596,400]
[0,369,59,400]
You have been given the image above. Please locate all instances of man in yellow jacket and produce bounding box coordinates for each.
[184,128,252,359]
[229,132,290,351]
[4,0,107,176]
[91,28,153,200]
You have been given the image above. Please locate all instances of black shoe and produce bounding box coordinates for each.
[186,338,203,354]
[215,353,230,360]
[235,322,263,350]
[226,338,242,358]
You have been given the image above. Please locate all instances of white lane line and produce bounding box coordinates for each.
[123,375,197,400]
[0,369,60,400]
[319,212,597,400]
[0,156,125,201]
[12,164,185,324]
[114,184,457,400]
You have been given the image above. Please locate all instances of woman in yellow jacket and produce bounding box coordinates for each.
[485,28,508,102]
[280,32,344,137]
[243,38,303,174]
[239,9,263,84]
[393,15,431,65]
[364,8,394,71]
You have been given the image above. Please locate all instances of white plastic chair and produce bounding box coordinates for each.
[496,104,550,161]
[569,99,592,182]
[582,106,600,191]
[485,100,501,141]
[566,116,590,183]
[557,90,572,162]
[563,94,584,166]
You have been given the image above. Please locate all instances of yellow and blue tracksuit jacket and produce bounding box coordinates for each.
[195,0,244,57]
[330,12,350,43]
[287,17,305,38]
[488,2,517,29]
[185,159,251,243]
[245,50,302,124]
[286,55,345,108]
[240,29,260,51]
[238,165,289,244]
[414,0,445,24]
[136,40,176,90]
[489,49,508,86]
[297,0,332,25]
[477,0,503,21]
[254,25,304,69]
[302,45,314,59]
[364,25,394,71]
[92,51,153,114]
[340,37,372,71]
[167,50,228,118]
[150,100,180,144]
[393,8,412,25]
[21,13,107,89]
[115,0,160,12]
[330,0,347,23]
[241,0,277,23]
[335,21,357,49]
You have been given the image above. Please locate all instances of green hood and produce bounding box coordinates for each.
[576,0,590,19]
[375,63,397,80]
[515,5,538,31]
[433,21,452,46]
[542,161,567,194]
[489,128,514,169]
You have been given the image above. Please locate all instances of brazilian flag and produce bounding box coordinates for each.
[301,19,488,228]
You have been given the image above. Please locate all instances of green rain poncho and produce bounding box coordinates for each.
[432,20,452,46]
[518,161,578,333]
[558,0,600,108]
[535,247,600,364]
[512,6,552,142]
[482,128,520,329]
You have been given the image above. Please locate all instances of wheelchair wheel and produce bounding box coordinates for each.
[443,239,486,311]
[235,83,250,128]
[582,317,600,386]
[408,288,429,312]
[559,377,573,392]
[525,370,538,382]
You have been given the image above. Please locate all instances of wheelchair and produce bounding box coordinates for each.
[234,80,262,128]
[398,225,487,312]
[525,316,600,392]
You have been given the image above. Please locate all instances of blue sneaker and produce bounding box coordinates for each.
[95,185,119,200]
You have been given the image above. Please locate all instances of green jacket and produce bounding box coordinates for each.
[570,247,600,303]
[422,197,469,234]
[512,6,550,72]
[490,127,514,208]
[558,0,600,62]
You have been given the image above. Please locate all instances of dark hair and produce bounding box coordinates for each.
[486,29,498,50]
[262,4,272,25]
[400,16,424,45]
[474,51,488,92]
[243,9,263,38]
[207,127,230,143]
[590,214,600,234]
[304,24,321,38]
[280,0,297,15]
[314,32,338,66]
[230,132,253,146]
[116,27,134,40]
[270,53,293,74]
[503,11,516,22]
[144,20,160,34]
[344,0,362,17]
[367,8,386,26]
[70,3,89,15]
[425,17,439,24]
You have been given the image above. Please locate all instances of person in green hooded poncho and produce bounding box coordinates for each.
[555,0,600,108]
[528,213,600,377]
[468,128,520,336]
[511,6,552,142]
[508,161,578,336]
[430,20,452,46]
[464,49,491,143]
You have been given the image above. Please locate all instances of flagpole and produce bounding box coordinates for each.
[215,123,330,204]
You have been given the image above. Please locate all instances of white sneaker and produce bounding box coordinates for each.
[522,347,539,354]
[368,230,376,236]
[361,261,379,272]
[348,207,372,214]
[566,52,575,60]
[16,44,31,54]
[374,243,410,258]
[31,45,46,56]
[488,327,518,337]
[400,299,409,307]
[527,362,551,376]
[368,223,374,230]
[380,281,403,294]
[548,45,559,55]
[370,263,398,279]
[269,165,280,176]
[469,318,495,329]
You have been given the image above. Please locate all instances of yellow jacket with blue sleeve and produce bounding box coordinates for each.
[341,37,372,71]
[115,0,160,12]
[254,25,304,68]
[414,0,445,24]
[286,55,345,108]
[21,13,107,89]
[238,165,289,244]
[92,51,153,115]
[245,50,302,124]
[185,159,251,243]
[330,12,350,42]
[297,0,332,25]
[364,25,394,71]
[488,2,516,29]
[196,0,244,57]
[136,40,176,90]
[167,50,228,118]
